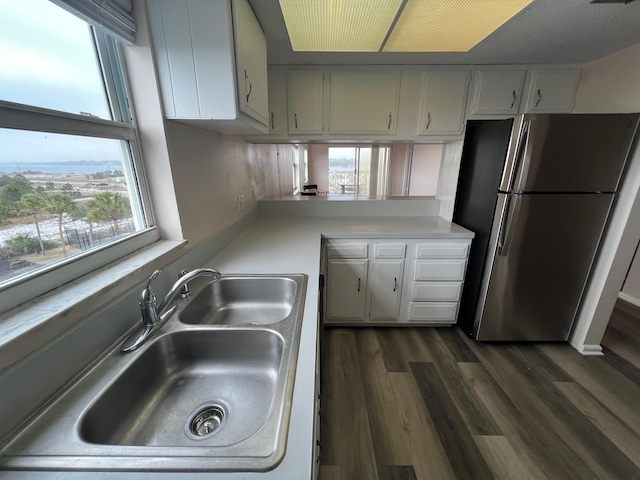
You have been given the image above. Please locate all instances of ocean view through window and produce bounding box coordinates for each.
[0,0,154,309]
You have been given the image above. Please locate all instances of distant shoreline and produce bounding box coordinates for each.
[0,162,121,175]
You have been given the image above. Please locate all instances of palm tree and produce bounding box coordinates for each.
[19,193,47,256]
[86,192,130,236]
[45,194,75,257]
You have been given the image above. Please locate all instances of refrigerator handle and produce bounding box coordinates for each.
[511,119,535,193]
[497,194,522,257]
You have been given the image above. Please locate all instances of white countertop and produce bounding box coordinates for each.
[2,215,472,480]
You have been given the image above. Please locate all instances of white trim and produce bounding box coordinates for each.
[578,344,604,356]
[618,291,640,308]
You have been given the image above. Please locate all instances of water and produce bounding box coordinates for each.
[0,162,119,175]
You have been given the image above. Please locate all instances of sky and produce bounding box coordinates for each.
[0,0,122,164]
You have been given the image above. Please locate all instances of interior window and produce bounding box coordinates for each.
[0,0,153,304]
[327,146,390,195]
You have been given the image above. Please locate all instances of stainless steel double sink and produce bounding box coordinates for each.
[0,274,307,472]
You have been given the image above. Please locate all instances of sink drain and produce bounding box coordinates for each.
[186,403,228,439]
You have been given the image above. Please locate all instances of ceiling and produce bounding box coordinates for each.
[248,0,640,66]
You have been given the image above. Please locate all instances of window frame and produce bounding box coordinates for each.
[0,28,157,315]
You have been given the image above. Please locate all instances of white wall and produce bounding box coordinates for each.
[389,145,408,195]
[621,243,640,306]
[408,144,442,196]
[307,144,329,191]
[569,41,640,353]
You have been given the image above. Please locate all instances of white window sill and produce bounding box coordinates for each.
[0,240,187,372]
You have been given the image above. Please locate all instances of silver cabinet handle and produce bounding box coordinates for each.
[387,112,392,130]
[534,88,541,108]
[294,112,298,129]
[270,112,274,130]
[510,90,516,109]
[357,278,361,292]
[426,112,431,130]
[244,70,252,103]
[393,277,397,292]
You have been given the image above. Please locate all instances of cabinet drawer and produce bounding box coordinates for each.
[327,242,368,258]
[374,243,406,259]
[416,241,470,259]
[411,282,463,302]
[414,259,467,281]
[408,302,458,322]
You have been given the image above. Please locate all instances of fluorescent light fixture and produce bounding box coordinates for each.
[279,0,403,52]
[383,0,534,52]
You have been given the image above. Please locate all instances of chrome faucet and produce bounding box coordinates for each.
[121,268,221,353]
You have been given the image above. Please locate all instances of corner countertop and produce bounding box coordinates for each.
[3,215,472,480]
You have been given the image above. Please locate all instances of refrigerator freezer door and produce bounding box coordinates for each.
[513,114,639,193]
[476,193,614,341]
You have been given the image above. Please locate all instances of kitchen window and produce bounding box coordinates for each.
[0,0,156,314]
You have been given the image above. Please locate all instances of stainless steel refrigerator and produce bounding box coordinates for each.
[453,113,639,341]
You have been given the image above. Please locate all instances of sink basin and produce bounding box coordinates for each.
[80,329,283,447]
[0,273,307,472]
[180,275,297,325]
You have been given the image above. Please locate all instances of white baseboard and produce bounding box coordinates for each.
[578,344,604,356]
[618,292,640,308]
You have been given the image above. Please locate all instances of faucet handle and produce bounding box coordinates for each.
[140,270,161,305]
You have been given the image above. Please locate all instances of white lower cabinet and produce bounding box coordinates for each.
[325,238,471,325]
[369,259,405,321]
[326,259,368,321]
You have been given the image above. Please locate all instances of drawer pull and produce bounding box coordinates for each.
[357,278,361,292]
[393,277,398,292]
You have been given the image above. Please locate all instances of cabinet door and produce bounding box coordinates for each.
[267,69,287,134]
[470,70,526,115]
[233,0,268,125]
[327,259,368,320]
[329,71,401,134]
[524,69,580,113]
[369,259,404,321]
[288,70,324,134]
[418,71,470,136]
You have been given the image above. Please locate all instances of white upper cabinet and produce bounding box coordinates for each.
[288,70,324,135]
[233,0,268,125]
[468,70,527,116]
[524,68,581,113]
[147,0,268,133]
[267,69,287,135]
[328,71,402,135]
[418,71,470,136]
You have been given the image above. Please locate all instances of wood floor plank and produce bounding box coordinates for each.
[377,465,417,480]
[393,328,435,363]
[602,325,640,370]
[458,362,556,480]
[601,346,640,387]
[474,436,533,480]
[318,465,341,480]
[418,328,502,436]
[540,344,640,438]
[355,329,412,466]
[375,329,409,373]
[463,342,600,479]
[409,362,495,479]
[433,326,479,362]
[320,329,379,480]
[388,372,456,480]
[486,344,640,479]
[554,381,640,470]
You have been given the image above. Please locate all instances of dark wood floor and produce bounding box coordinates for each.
[319,300,640,480]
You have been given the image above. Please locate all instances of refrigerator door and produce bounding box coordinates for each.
[476,192,614,341]
[512,114,639,193]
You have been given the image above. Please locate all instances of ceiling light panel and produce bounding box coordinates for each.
[383,0,534,52]
[279,0,403,52]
